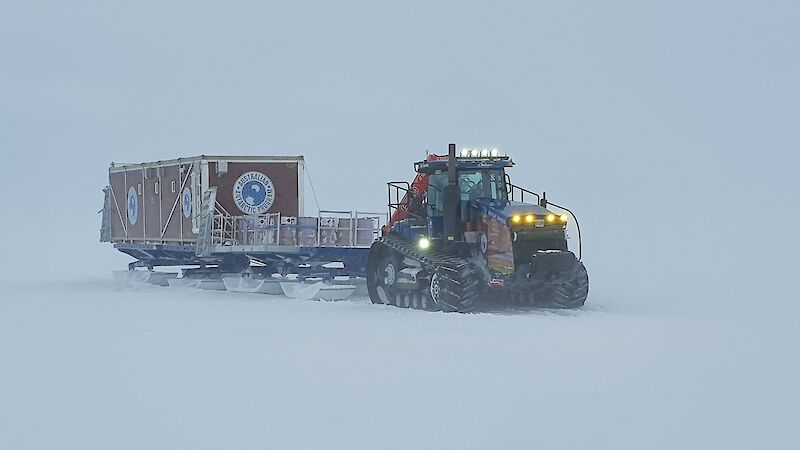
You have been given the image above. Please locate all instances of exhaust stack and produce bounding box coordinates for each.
[443,143,461,243]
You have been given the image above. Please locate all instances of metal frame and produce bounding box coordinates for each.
[160,164,193,242]
[110,155,305,172]
[207,209,382,250]
[108,182,128,238]
[317,210,383,247]
[387,181,423,223]
[507,182,541,204]
[115,241,372,278]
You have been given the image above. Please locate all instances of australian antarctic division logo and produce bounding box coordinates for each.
[127,186,138,225]
[233,171,275,214]
[182,187,192,218]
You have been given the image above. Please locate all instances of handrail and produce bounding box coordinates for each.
[215,201,232,216]
[210,211,379,248]
[508,183,541,203]
[508,180,582,261]
[424,183,445,217]
[544,200,582,261]
[387,181,425,223]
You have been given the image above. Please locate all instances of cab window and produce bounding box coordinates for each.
[459,170,507,201]
[427,169,506,217]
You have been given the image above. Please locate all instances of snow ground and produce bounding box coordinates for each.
[1,279,797,450]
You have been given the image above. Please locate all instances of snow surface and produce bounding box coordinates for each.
[2,2,798,448]
[1,279,797,450]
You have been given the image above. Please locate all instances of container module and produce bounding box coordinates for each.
[101,155,381,288]
[103,155,304,244]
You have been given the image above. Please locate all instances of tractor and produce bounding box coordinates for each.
[366,144,589,312]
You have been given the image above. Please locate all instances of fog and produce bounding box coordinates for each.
[1,2,799,448]
[3,1,796,313]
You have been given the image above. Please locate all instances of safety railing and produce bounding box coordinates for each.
[387,181,417,223]
[211,210,381,248]
[506,182,582,260]
[508,182,541,204]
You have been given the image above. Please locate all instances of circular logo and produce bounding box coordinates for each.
[233,171,275,214]
[480,233,488,254]
[127,186,138,225]
[182,187,192,218]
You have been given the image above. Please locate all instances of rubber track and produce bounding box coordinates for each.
[377,238,483,313]
[549,262,589,309]
[503,259,589,309]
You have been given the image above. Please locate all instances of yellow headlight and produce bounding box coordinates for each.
[546,214,556,222]
[560,214,569,222]
[525,214,535,223]
[512,215,522,224]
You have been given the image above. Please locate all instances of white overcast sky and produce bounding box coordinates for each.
[1,1,797,310]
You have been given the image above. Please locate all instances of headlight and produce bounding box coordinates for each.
[546,214,556,222]
[459,148,470,157]
[490,148,499,157]
[560,214,569,222]
[480,148,489,157]
[525,214,535,223]
[511,215,522,224]
[470,148,479,157]
[418,237,430,249]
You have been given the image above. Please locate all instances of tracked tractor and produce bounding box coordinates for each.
[366,144,589,312]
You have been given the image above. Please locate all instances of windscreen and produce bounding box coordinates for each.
[427,169,507,216]
[458,169,507,202]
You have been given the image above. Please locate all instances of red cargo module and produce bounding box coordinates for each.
[104,156,304,244]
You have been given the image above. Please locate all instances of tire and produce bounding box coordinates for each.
[545,261,589,309]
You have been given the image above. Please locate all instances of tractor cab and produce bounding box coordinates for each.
[426,167,508,218]
[386,150,515,241]
[415,151,514,238]
[374,144,588,312]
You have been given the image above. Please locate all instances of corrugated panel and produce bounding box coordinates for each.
[106,156,304,244]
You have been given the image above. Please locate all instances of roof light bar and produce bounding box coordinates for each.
[457,147,505,158]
